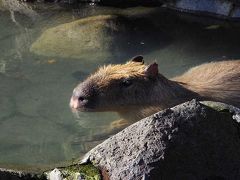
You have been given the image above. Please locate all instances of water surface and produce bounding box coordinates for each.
[0,2,240,168]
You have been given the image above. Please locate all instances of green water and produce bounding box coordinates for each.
[0,2,240,168]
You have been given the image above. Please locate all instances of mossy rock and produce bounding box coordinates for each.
[47,164,101,180]
[0,164,101,180]
[200,101,231,112]
[200,101,239,113]
[30,15,127,60]
[200,101,240,122]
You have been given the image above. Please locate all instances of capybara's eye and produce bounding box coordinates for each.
[122,79,132,87]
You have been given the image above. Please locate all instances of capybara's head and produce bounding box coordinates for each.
[70,56,160,112]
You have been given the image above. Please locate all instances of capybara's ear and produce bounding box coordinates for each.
[130,55,144,64]
[144,62,158,78]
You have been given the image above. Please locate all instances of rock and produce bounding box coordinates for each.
[0,164,100,180]
[49,168,63,180]
[201,101,240,123]
[162,0,240,20]
[0,168,46,180]
[169,0,232,16]
[81,100,240,180]
[30,13,167,60]
[30,15,127,60]
[46,164,101,180]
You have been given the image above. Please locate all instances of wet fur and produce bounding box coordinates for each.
[75,60,240,121]
[174,60,240,107]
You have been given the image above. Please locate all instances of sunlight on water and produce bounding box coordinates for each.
[0,1,240,168]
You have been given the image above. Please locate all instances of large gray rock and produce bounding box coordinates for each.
[30,14,167,60]
[30,15,127,60]
[81,100,240,180]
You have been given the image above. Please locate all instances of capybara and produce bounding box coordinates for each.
[70,56,240,122]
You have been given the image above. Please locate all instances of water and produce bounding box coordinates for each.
[0,2,240,169]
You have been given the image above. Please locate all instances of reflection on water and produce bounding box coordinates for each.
[0,2,240,168]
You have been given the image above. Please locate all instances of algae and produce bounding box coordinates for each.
[46,164,101,180]
[200,101,231,112]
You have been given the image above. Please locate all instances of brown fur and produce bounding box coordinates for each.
[90,62,146,88]
[72,59,240,122]
[174,60,240,107]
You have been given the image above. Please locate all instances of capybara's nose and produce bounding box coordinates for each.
[69,95,88,109]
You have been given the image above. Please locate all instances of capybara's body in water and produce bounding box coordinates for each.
[70,56,240,122]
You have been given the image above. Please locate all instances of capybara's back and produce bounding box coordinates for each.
[174,60,240,107]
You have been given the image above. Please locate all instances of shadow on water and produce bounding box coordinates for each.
[0,2,240,169]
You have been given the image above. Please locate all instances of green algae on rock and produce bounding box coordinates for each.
[30,15,127,60]
[200,101,240,122]
[47,164,101,180]
[0,164,101,180]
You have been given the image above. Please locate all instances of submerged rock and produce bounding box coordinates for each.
[81,100,240,180]
[30,15,127,60]
[30,13,167,60]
